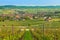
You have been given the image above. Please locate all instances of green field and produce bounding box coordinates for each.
[23,31,33,40]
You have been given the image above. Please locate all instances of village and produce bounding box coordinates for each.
[0,9,58,22]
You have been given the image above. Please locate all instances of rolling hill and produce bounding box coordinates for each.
[0,5,60,9]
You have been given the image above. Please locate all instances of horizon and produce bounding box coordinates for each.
[0,5,60,6]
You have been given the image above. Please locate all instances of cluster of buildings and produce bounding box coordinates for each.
[0,9,53,21]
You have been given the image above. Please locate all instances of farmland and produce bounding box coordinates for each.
[0,6,60,40]
[0,19,60,40]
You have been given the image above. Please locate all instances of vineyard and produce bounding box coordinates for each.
[0,24,60,40]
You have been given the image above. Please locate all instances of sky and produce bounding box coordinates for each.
[0,0,60,6]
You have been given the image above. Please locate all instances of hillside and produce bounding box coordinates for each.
[0,5,60,9]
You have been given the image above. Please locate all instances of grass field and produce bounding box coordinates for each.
[23,31,33,40]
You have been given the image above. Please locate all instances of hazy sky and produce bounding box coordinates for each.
[0,0,60,6]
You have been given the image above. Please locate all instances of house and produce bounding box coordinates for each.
[44,17,52,21]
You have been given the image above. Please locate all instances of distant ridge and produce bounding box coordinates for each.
[0,5,60,9]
